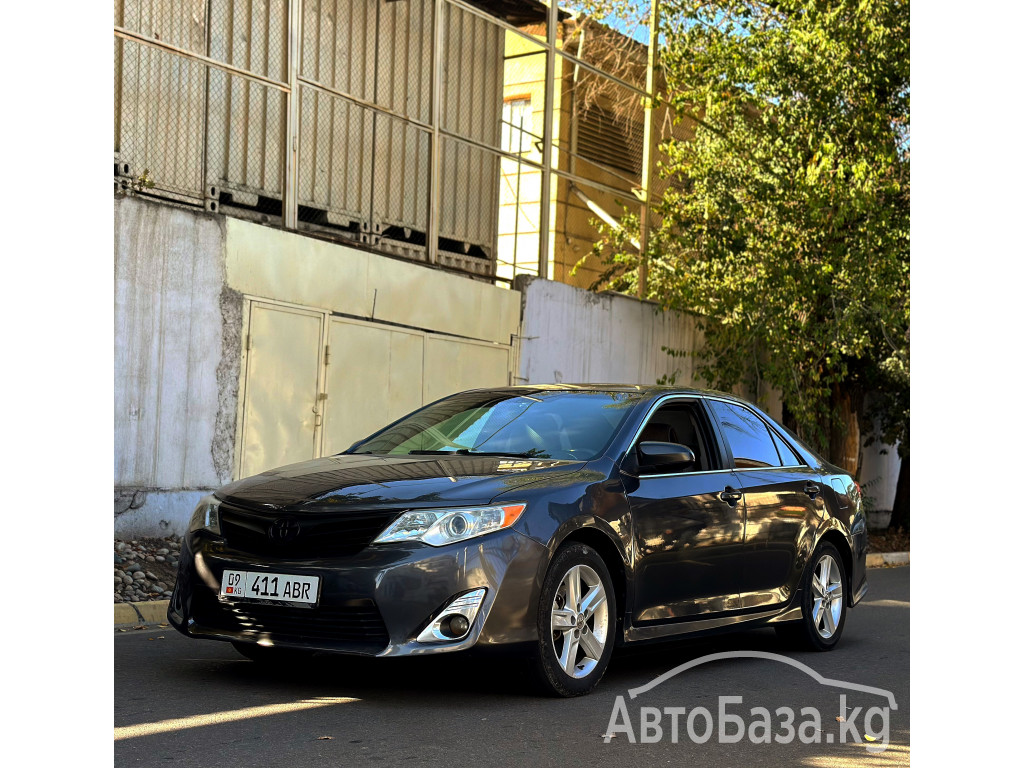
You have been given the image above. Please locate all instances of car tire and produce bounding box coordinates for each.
[775,542,848,651]
[532,542,617,697]
[231,641,313,666]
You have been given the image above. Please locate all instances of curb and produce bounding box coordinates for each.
[115,600,170,626]
[866,551,909,568]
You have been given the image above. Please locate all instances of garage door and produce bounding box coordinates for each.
[238,302,325,478]
[236,303,514,479]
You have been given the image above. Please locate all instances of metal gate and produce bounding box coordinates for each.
[235,299,514,478]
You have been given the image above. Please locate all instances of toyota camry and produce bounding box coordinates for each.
[168,385,867,696]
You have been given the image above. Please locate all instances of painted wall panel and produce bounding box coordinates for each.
[322,318,425,454]
[224,216,519,345]
[423,337,511,404]
[239,302,324,477]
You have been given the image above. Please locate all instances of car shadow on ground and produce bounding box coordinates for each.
[186,627,816,701]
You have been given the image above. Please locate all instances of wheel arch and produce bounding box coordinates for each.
[555,527,629,644]
[817,529,854,607]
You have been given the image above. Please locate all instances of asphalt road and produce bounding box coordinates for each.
[115,566,909,767]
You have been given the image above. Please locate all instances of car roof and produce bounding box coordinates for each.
[462,383,751,403]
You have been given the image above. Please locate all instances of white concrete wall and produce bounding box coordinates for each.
[115,198,233,537]
[516,277,703,388]
[516,277,786,420]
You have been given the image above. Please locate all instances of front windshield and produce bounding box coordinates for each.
[349,390,643,461]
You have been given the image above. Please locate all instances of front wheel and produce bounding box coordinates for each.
[775,542,848,651]
[532,543,617,697]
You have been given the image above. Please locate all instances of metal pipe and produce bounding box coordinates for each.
[637,0,660,299]
[439,129,635,199]
[428,0,445,264]
[538,1,558,281]
[445,0,648,99]
[570,183,640,251]
[283,0,302,229]
[113,27,289,92]
[297,76,434,133]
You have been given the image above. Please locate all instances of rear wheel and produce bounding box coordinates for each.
[775,542,848,651]
[532,543,617,697]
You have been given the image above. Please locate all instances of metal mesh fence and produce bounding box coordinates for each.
[115,36,207,200]
[114,0,669,288]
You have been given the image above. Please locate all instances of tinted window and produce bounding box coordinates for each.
[350,391,643,460]
[771,431,803,466]
[708,400,782,469]
[636,402,716,472]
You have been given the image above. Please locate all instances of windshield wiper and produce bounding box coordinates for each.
[454,450,548,459]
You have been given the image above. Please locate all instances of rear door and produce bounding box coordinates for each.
[625,398,747,623]
[705,398,824,609]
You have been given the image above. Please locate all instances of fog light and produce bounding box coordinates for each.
[442,614,471,638]
[417,588,487,643]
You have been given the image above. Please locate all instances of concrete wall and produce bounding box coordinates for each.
[115,196,521,537]
[515,276,700,387]
[114,197,240,537]
[515,276,784,421]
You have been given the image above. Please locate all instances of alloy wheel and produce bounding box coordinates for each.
[811,554,844,639]
[550,564,609,679]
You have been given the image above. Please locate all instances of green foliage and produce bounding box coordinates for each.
[130,168,156,193]
[591,0,909,454]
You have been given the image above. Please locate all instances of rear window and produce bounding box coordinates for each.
[707,400,783,469]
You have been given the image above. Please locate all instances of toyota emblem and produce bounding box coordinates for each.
[268,517,300,544]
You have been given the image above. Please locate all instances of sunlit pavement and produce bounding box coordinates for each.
[115,567,909,767]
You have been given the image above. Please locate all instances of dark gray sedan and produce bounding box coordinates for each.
[169,385,867,696]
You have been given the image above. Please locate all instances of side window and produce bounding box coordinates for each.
[708,400,782,469]
[635,402,717,473]
[770,430,803,467]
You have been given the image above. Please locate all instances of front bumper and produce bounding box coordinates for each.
[167,527,549,657]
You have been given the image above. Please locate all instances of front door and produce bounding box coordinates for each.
[626,399,747,623]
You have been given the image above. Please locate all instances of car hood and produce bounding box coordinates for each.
[215,453,588,511]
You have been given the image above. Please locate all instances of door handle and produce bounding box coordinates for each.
[803,482,820,499]
[719,486,743,506]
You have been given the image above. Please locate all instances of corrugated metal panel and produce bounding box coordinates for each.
[297,87,374,226]
[373,115,431,234]
[116,39,207,199]
[116,0,207,199]
[376,0,432,124]
[206,0,289,202]
[372,0,432,237]
[300,0,375,99]
[297,0,376,227]
[440,2,504,257]
[118,0,208,54]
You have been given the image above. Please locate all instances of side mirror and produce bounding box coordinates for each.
[637,441,696,472]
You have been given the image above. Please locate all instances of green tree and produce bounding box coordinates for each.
[588,0,909,522]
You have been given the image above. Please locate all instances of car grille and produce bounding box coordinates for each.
[191,589,390,653]
[218,503,400,558]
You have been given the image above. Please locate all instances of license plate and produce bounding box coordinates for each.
[220,570,320,605]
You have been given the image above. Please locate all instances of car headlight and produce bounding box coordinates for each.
[374,503,526,547]
[188,495,222,535]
